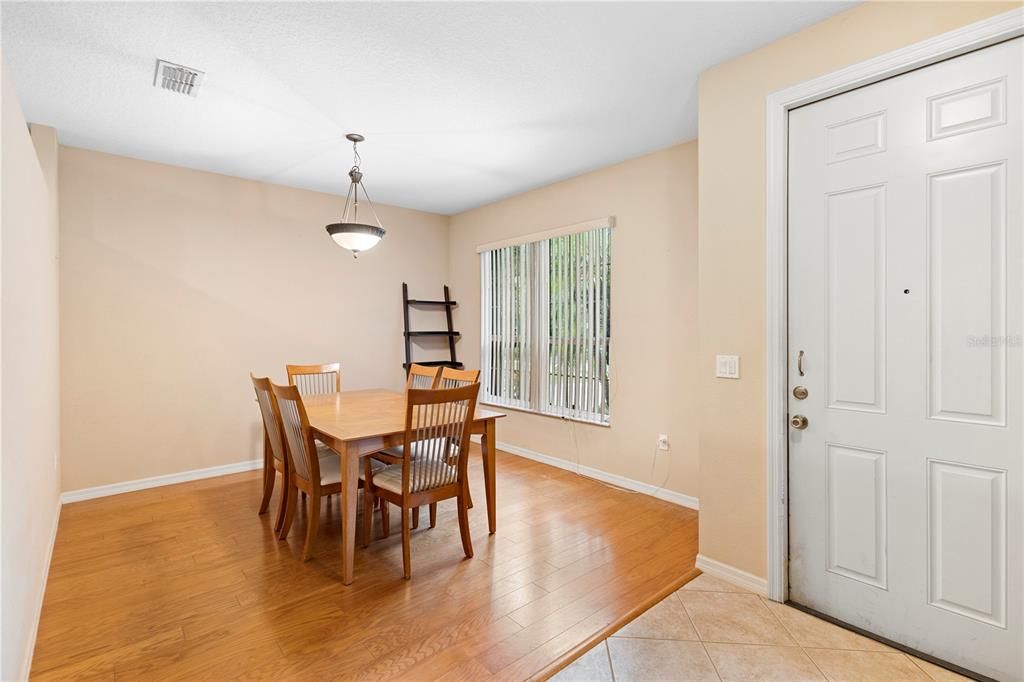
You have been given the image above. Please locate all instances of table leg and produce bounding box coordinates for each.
[480,419,496,535]
[340,445,359,585]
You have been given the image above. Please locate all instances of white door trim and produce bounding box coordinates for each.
[764,7,1024,603]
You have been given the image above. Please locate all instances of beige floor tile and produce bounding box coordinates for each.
[613,593,699,641]
[551,642,614,682]
[806,649,930,681]
[679,591,795,646]
[908,657,972,681]
[759,600,891,652]
[704,642,824,681]
[607,638,720,681]
[680,574,751,594]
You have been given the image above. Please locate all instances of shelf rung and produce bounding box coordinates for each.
[406,299,457,306]
[406,331,461,337]
[403,361,465,369]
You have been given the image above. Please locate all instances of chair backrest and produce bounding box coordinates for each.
[270,381,322,487]
[251,375,287,467]
[401,383,480,495]
[287,363,342,396]
[406,364,441,390]
[438,367,480,389]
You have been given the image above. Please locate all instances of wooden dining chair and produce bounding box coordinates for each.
[362,382,480,579]
[271,381,385,560]
[435,367,482,517]
[438,367,480,389]
[406,363,441,390]
[287,362,342,395]
[382,367,482,528]
[251,375,289,533]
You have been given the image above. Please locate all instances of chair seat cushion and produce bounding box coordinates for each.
[371,457,457,494]
[379,438,459,462]
[315,443,384,484]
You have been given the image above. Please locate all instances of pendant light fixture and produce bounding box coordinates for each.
[325,133,386,258]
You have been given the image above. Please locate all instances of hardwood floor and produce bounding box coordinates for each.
[32,447,698,680]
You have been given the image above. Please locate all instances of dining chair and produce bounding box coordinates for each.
[362,382,480,579]
[438,367,480,389]
[271,381,385,561]
[287,362,342,395]
[382,366,482,528]
[251,375,289,533]
[432,367,481,520]
[406,363,441,390]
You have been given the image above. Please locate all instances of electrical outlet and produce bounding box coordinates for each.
[657,434,670,451]
[715,354,740,379]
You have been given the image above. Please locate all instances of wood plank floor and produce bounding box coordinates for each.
[32,447,698,680]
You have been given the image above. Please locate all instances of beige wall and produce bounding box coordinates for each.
[696,1,1019,578]
[449,142,699,500]
[1,61,61,680]
[59,147,449,492]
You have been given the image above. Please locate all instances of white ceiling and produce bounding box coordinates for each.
[2,1,854,215]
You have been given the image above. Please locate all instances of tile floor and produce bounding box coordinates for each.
[552,573,970,681]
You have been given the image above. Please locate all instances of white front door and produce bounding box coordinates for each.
[788,38,1022,681]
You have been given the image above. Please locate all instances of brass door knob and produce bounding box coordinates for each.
[790,414,809,430]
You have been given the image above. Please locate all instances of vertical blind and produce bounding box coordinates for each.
[480,225,611,424]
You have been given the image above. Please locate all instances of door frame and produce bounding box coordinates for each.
[764,8,1024,603]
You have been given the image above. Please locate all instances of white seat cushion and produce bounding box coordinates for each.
[379,438,459,462]
[371,457,457,495]
[317,454,342,486]
[314,443,384,485]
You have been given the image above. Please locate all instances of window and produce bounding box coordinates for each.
[480,222,611,425]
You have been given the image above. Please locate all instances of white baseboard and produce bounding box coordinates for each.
[696,554,769,597]
[491,439,699,511]
[60,458,262,504]
[21,498,62,680]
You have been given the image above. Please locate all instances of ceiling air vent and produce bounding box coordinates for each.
[153,59,204,97]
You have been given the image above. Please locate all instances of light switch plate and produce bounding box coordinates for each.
[716,355,740,379]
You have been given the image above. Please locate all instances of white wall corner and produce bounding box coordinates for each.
[696,554,769,598]
[20,499,62,680]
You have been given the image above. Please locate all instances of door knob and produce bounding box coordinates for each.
[790,414,808,430]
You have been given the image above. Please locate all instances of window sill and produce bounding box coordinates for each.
[480,400,611,428]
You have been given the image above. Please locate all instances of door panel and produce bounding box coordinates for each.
[788,38,1022,682]
[928,162,1006,425]
[826,184,887,412]
[827,444,887,588]
[927,459,1007,628]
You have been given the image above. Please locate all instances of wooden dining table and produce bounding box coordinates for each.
[303,388,505,584]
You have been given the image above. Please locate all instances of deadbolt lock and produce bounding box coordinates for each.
[792,386,809,400]
[790,414,809,430]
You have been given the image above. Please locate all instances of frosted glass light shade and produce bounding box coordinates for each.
[325,223,385,254]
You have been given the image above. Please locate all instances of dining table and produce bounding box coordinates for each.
[303,388,506,584]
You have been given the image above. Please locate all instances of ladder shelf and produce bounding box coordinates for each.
[402,282,462,373]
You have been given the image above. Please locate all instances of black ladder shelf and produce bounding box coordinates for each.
[402,282,463,372]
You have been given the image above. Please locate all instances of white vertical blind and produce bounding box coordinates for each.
[481,243,531,409]
[480,225,610,424]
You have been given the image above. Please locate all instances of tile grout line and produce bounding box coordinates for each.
[603,640,616,682]
[756,595,944,682]
[906,654,943,681]
[758,594,831,680]
[699,641,725,681]
[677,588,725,680]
